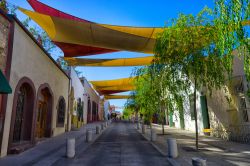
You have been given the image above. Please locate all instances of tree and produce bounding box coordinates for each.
[154,0,249,150]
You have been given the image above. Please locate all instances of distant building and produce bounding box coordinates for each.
[80,77,100,123]
[103,100,110,120]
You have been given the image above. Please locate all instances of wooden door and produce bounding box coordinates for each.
[36,101,48,138]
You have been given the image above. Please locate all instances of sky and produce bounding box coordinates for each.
[8,0,214,112]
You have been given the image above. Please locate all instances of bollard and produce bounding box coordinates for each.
[137,122,140,129]
[192,157,206,166]
[86,129,93,142]
[167,138,178,158]
[142,124,146,134]
[151,129,157,141]
[101,123,104,130]
[66,138,75,158]
[96,125,100,134]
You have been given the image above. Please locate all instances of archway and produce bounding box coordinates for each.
[35,84,53,139]
[9,77,35,153]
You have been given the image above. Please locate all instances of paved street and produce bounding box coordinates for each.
[54,121,170,166]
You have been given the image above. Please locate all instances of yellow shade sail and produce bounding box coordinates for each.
[104,95,131,99]
[19,8,162,54]
[98,85,135,91]
[90,77,136,88]
[64,56,154,66]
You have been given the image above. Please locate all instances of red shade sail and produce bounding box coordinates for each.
[27,0,118,57]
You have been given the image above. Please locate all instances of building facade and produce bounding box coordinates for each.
[0,12,69,157]
[167,51,250,143]
[67,67,85,130]
[80,77,100,123]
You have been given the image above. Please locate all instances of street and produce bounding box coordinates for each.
[54,121,170,166]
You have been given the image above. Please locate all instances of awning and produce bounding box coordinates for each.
[0,70,12,94]
[64,56,154,66]
[104,95,131,99]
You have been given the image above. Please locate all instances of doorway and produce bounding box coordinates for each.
[36,86,53,139]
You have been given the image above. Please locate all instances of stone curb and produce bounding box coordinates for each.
[26,122,109,165]
[74,123,111,158]
[134,125,181,166]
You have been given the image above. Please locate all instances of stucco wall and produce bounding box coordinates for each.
[1,22,69,157]
[82,78,100,123]
[69,67,85,127]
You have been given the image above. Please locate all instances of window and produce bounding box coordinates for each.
[189,94,195,120]
[57,97,66,126]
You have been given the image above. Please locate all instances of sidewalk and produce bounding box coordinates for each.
[138,123,250,166]
[0,121,109,166]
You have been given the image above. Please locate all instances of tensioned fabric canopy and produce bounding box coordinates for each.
[22,0,250,58]
[20,0,164,57]
[90,77,136,95]
[20,8,161,55]
[90,77,135,88]
[104,95,131,99]
[64,56,154,66]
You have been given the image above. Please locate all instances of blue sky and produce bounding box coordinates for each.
[8,0,214,112]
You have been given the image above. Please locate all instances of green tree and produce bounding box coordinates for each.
[154,0,249,150]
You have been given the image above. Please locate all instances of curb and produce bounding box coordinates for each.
[27,122,109,165]
[75,122,111,158]
[134,125,181,166]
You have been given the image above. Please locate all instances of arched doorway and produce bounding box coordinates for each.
[9,77,35,153]
[36,84,53,139]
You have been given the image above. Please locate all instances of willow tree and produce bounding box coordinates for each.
[132,67,160,129]
[154,0,249,150]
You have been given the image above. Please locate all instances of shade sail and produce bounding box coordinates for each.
[27,0,117,57]
[90,77,136,95]
[0,70,12,94]
[98,85,135,91]
[22,0,250,58]
[20,8,161,55]
[64,56,154,66]
[104,95,131,99]
[90,77,135,88]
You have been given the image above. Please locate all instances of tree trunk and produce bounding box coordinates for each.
[162,104,165,135]
[194,77,199,150]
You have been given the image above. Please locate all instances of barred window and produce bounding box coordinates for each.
[57,97,66,126]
